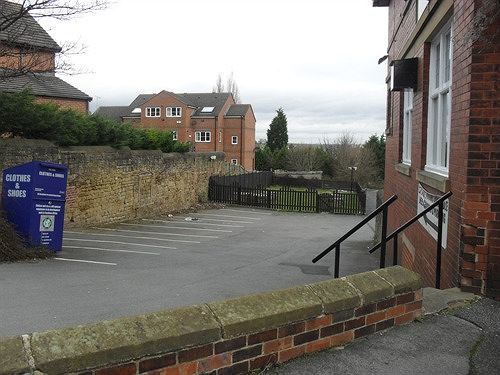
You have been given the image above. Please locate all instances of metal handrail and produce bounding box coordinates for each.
[312,194,398,277]
[368,191,453,254]
[368,190,452,288]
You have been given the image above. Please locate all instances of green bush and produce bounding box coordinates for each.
[0,91,191,153]
[255,145,287,171]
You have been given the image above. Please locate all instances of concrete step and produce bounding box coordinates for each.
[423,287,478,315]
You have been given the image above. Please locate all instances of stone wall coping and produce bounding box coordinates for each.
[0,139,57,148]
[0,139,226,161]
[0,266,422,374]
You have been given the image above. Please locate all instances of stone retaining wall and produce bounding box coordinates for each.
[0,139,237,227]
[0,266,423,375]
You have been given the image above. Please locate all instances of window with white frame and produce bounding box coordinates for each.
[417,0,429,20]
[231,159,238,165]
[232,135,238,145]
[146,107,160,117]
[166,107,182,117]
[172,131,178,141]
[219,130,222,143]
[426,20,452,176]
[402,89,413,165]
[195,131,211,142]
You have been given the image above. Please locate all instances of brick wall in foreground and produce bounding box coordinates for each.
[0,266,423,375]
[98,290,422,375]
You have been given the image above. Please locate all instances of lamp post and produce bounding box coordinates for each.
[348,166,358,191]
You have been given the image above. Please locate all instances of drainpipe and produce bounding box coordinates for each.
[240,116,244,167]
[215,115,218,152]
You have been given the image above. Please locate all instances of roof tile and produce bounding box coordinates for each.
[0,71,91,100]
[0,1,61,51]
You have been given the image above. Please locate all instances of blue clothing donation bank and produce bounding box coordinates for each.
[2,161,68,252]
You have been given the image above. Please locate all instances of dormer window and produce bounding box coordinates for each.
[201,106,215,113]
[167,107,182,117]
[146,107,160,117]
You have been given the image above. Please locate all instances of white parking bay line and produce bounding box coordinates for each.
[174,217,254,224]
[142,219,243,228]
[63,246,160,255]
[96,227,219,239]
[55,258,117,266]
[63,238,177,249]
[65,231,200,244]
[121,223,232,233]
[222,209,273,215]
[194,213,262,220]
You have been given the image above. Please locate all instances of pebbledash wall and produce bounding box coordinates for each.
[0,139,237,227]
[0,266,423,375]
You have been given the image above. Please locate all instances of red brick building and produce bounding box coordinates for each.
[374,0,499,298]
[0,0,92,112]
[96,92,256,170]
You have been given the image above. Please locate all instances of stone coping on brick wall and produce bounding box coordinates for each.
[0,266,422,375]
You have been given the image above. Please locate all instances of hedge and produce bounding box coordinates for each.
[0,90,191,153]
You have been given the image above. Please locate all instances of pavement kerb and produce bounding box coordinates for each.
[0,266,422,375]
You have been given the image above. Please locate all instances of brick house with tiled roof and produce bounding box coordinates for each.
[96,91,256,170]
[0,0,91,112]
[373,0,499,299]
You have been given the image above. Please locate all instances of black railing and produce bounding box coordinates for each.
[209,183,364,215]
[210,171,273,189]
[368,191,452,288]
[312,195,398,277]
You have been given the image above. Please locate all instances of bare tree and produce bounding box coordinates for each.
[225,72,240,103]
[322,133,380,187]
[212,73,224,93]
[212,72,241,103]
[0,0,106,79]
[285,144,325,172]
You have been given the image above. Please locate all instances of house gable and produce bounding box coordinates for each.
[140,90,189,110]
[0,0,62,52]
[224,104,256,122]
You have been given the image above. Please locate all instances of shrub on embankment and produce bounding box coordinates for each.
[0,213,53,262]
[0,90,191,152]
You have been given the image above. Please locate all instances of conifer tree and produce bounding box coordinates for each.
[266,108,288,151]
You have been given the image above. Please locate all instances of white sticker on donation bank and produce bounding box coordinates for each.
[417,184,449,248]
[39,214,55,232]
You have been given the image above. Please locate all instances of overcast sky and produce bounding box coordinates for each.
[40,0,389,143]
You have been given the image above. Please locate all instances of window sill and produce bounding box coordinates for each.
[395,163,411,176]
[416,170,450,193]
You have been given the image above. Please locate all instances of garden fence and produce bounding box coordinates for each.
[208,173,365,215]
